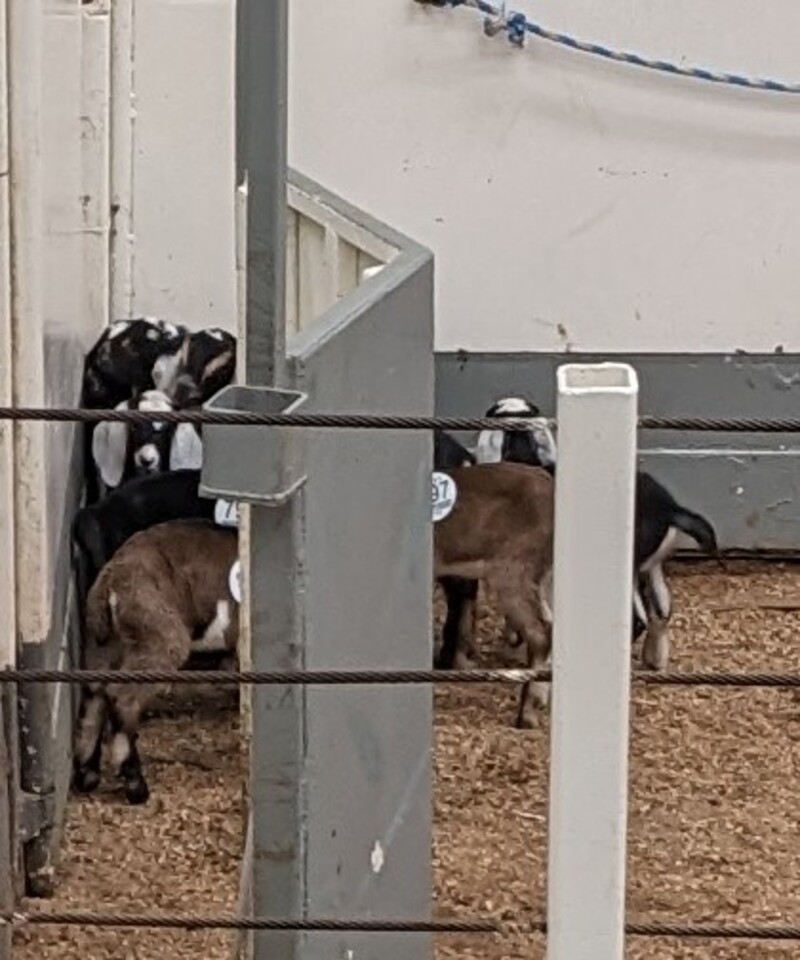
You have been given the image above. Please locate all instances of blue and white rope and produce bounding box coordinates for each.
[418,0,800,94]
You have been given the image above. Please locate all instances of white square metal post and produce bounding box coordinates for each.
[546,362,638,960]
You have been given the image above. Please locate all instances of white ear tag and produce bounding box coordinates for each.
[228,559,242,604]
[432,471,457,522]
[215,498,239,528]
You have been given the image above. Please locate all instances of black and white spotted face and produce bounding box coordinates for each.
[475,396,557,468]
[82,317,187,408]
[130,391,175,476]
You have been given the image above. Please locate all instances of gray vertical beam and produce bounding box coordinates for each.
[235,2,303,960]
[236,0,288,387]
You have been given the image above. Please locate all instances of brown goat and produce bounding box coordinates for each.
[72,518,239,804]
[434,462,555,729]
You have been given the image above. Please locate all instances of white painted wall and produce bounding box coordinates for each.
[112,0,237,330]
[288,0,800,353]
[7,0,109,652]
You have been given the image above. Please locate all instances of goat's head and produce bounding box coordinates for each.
[83,318,187,408]
[91,389,203,490]
[153,327,236,408]
[475,395,557,468]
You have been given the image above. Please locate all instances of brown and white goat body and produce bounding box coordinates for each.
[72,519,239,804]
[434,462,555,729]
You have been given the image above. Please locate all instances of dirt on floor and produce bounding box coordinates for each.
[11,560,800,959]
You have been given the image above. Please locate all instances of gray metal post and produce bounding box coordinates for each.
[236,0,288,387]
[235,2,303,959]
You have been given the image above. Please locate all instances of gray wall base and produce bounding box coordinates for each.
[436,351,800,552]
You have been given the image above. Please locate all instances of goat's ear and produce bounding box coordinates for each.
[170,423,203,470]
[91,418,128,489]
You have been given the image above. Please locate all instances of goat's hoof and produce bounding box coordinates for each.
[124,779,150,805]
[72,768,100,795]
[641,655,668,672]
[453,652,476,671]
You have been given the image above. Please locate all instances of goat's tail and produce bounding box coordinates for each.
[673,509,718,556]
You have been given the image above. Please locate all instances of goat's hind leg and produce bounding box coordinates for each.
[641,564,672,671]
[494,579,552,730]
[436,576,478,670]
[72,684,108,794]
[107,686,151,805]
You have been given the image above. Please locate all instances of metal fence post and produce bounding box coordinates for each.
[234,1,300,959]
[547,362,638,960]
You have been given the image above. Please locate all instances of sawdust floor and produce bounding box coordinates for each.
[434,559,800,959]
[11,688,245,960]
[11,560,800,959]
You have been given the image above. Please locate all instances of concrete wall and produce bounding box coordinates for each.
[288,0,800,354]
[7,0,110,894]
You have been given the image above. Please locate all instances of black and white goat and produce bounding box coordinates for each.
[90,389,203,497]
[152,327,237,408]
[81,318,189,503]
[473,394,718,671]
[81,317,187,410]
[475,396,557,469]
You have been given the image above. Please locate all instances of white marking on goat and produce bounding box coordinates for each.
[539,568,554,624]
[639,526,680,573]
[138,390,174,413]
[201,349,233,382]
[370,840,385,874]
[633,586,647,627]
[152,351,184,394]
[475,430,504,464]
[109,590,119,612]
[192,600,232,652]
[134,443,161,472]
[207,328,226,341]
[494,397,536,415]
[111,732,131,769]
[169,423,204,470]
[648,563,672,620]
[146,328,160,341]
[106,321,131,339]
[229,561,242,604]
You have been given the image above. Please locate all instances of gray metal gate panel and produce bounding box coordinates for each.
[286,248,434,959]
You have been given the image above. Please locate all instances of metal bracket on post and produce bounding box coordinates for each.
[199,385,309,507]
[547,362,638,960]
